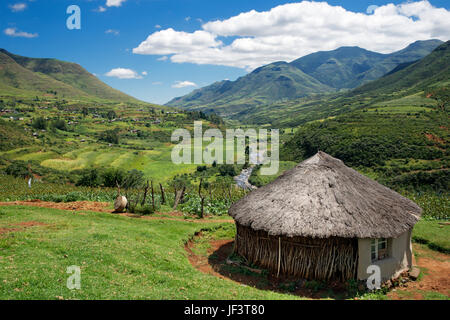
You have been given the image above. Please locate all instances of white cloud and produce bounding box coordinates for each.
[155,25,162,29]
[133,0,450,70]
[157,56,168,61]
[105,29,120,36]
[172,81,197,88]
[133,28,221,55]
[105,68,142,79]
[95,6,107,13]
[106,0,126,7]
[141,71,148,76]
[4,27,38,38]
[9,3,27,12]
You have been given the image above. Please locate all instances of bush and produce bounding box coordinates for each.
[76,168,101,187]
[218,164,237,177]
[32,117,47,130]
[121,169,145,189]
[50,119,68,131]
[102,168,126,188]
[99,129,120,144]
[5,161,29,178]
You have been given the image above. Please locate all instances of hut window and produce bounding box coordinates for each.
[371,238,389,261]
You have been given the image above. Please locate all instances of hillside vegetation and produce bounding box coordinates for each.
[0,49,140,103]
[167,40,443,117]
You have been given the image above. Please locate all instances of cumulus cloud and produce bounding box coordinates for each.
[133,28,222,55]
[141,71,148,76]
[4,27,38,38]
[133,0,450,70]
[105,68,142,79]
[9,3,27,12]
[172,81,197,88]
[106,0,126,7]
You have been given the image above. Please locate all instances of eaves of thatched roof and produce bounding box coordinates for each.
[229,152,422,239]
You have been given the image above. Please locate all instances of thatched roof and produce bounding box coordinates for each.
[229,152,422,239]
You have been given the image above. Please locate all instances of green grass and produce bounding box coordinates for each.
[0,205,295,300]
[412,220,450,254]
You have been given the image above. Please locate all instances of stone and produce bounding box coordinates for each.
[409,267,420,280]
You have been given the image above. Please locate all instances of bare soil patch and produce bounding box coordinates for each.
[0,200,234,224]
[0,221,48,235]
[388,244,450,300]
[0,200,112,213]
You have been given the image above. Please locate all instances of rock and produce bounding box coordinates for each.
[113,196,128,213]
[409,267,420,280]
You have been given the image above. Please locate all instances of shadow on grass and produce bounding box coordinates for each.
[206,241,366,300]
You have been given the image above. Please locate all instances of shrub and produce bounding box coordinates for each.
[32,117,47,130]
[76,168,101,187]
[50,119,68,131]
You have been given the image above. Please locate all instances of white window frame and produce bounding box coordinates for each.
[371,238,388,261]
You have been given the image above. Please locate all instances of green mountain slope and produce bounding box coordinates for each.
[167,62,332,117]
[167,40,442,117]
[279,42,450,193]
[352,41,450,96]
[0,49,140,103]
[356,39,444,85]
[237,41,450,127]
[290,46,385,89]
[291,40,443,89]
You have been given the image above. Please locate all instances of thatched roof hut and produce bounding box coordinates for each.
[229,152,422,282]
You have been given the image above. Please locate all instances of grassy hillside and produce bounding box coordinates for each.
[290,46,386,89]
[167,62,332,117]
[0,49,140,103]
[0,96,218,182]
[167,40,442,117]
[0,205,447,299]
[236,41,450,127]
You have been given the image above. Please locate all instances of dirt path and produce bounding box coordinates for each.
[0,200,234,224]
[0,200,112,212]
[388,244,450,300]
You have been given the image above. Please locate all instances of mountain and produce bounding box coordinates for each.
[351,40,450,97]
[167,61,332,116]
[279,42,449,193]
[167,40,443,117]
[235,40,450,127]
[291,40,444,89]
[0,49,140,103]
[290,46,386,89]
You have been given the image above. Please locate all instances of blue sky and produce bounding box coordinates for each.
[1,0,449,104]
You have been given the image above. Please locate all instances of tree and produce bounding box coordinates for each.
[99,129,120,144]
[82,107,89,117]
[426,87,449,111]
[50,119,68,131]
[106,110,117,120]
[32,117,47,130]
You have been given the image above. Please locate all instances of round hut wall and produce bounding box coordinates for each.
[235,223,358,281]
